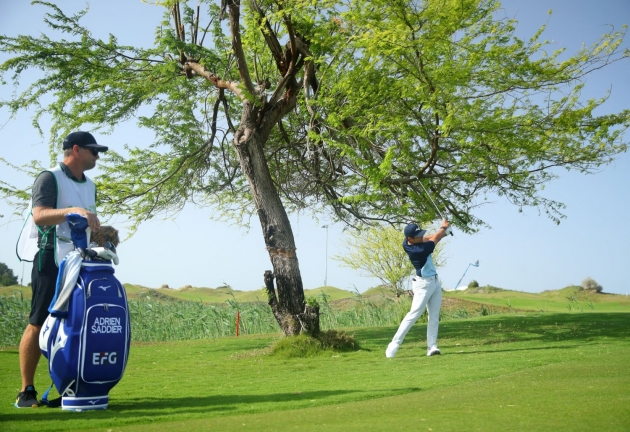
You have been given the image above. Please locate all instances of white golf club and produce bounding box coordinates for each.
[419,181,453,236]
[454,260,480,290]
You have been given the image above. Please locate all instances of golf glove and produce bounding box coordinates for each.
[443,226,453,236]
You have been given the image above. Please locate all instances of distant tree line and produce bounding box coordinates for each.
[0,262,19,286]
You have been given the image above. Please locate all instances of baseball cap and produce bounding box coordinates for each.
[62,131,109,152]
[404,223,427,238]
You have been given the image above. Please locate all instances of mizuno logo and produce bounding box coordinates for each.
[88,399,100,405]
[98,285,111,291]
[68,220,80,226]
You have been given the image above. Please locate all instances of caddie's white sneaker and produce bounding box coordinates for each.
[386,342,400,358]
[427,346,441,356]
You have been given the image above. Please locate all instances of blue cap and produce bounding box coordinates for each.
[62,131,108,152]
[404,223,427,238]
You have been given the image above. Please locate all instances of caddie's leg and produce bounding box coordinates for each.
[426,278,443,349]
[391,277,431,346]
[20,250,57,391]
[19,324,42,390]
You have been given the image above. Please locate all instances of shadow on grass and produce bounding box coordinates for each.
[447,344,580,355]
[1,387,421,424]
[351,312,630,349]
[441,312,630,343]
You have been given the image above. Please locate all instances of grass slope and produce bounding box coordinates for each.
[448,286,630,312]
[1,312,629,431]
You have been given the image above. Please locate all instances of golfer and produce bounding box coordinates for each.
[386,220,450,358]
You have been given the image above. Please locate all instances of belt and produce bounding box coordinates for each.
[413,274,438,281]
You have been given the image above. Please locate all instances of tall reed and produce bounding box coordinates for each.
[0,290,501,347]
[0,292,30,347]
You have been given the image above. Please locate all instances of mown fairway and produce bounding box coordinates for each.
[1,312,629,431]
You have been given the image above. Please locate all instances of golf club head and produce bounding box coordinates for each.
[78,247,98,260]
[104,241,117,255]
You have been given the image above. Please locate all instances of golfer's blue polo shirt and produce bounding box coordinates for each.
[402,239,437,277]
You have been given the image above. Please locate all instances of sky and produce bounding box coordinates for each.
[0,0,629,295]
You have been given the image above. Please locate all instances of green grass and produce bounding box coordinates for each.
[1,312,629,431]
[447,286,630,313]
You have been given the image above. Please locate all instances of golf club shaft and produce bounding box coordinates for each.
[419,181,446,220]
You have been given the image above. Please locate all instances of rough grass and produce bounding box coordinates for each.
[0,291,511,347]
[270,330,360,358]
[1,312,629,431]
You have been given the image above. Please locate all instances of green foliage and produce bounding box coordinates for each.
[0,0,627,233]
[468,280,480,289]
[305,296,320,308]
[315,0,630,228]
[0,262,18,286]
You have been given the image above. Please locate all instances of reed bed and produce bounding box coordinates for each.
[128,297,279,342]
[0,291,497,347]
[0,292,31,347]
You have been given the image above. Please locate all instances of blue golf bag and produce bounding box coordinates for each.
[39,214,130,411]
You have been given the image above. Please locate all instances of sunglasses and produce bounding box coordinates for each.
[85,148,99,156]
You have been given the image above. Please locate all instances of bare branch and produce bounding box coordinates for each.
[227,0,256,97]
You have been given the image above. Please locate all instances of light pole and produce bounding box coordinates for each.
[322,225,329,287]
[454,260,479,290]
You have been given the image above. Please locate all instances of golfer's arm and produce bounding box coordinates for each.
[425,228,447,245]
[33,206,89,227]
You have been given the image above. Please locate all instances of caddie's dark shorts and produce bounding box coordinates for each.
[29,249,59,326]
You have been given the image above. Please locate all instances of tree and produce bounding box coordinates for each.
[0,262,19,286]
[315,0,629,228]
[1,0,628,335]
[581,277,603,293]
[333,224,445,296]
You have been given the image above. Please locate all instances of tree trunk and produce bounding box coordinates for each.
[233,101,319,336]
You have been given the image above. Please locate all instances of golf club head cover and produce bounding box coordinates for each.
[90,247,120,265]
[66,213,91,249]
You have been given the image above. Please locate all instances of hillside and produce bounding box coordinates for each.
[122,284,355,303]
[2,283,629,313]
[446,285,630,313]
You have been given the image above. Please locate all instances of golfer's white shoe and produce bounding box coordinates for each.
[386,342,400,358]
[427,346,441,356]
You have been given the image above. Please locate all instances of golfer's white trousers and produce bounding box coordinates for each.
[391,275,442,348]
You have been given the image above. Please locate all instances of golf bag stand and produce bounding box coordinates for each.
[39,214,130,411]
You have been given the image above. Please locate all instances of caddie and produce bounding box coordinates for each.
[15,131,107,408]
